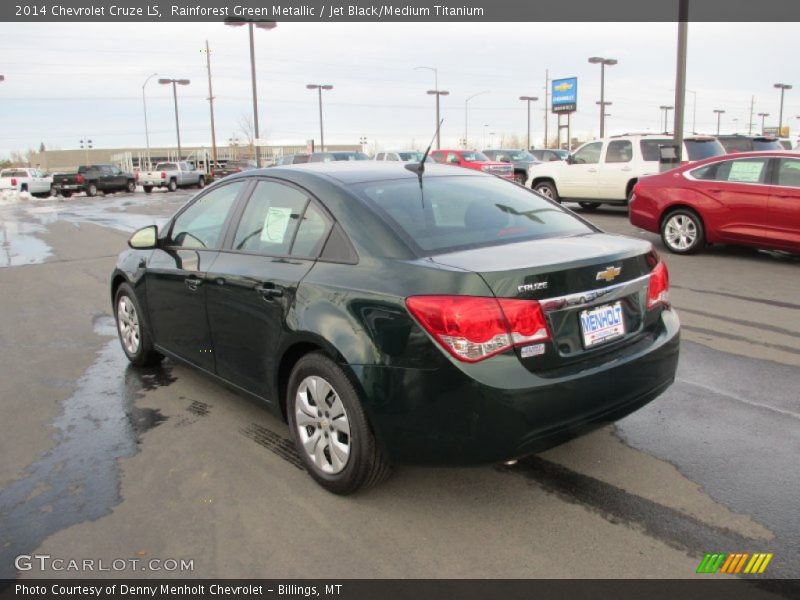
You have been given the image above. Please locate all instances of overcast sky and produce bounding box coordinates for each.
[1,21,798,156]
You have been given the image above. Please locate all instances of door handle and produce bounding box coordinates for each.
[707,188,722,193]
[185,277,203,291]
[588,168,597,173]
[621,166,632,171]
[255,284,283,300]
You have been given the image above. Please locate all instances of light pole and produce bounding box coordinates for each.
[159,78,190,159]
[713,109,725,136]
[415,66,448,149]
[141,73,157,170]
[226,19,277,167]
[588,56,617,138]
[688,90,697,133]
[758,112,770,135]
[465,90,489,149]
[732,118,739,134]
[660,105,674,132]
[306,84,333,151]
[774,83,792,136]
[482,124,489,149]
[519,95,539,150]
[80,137,92,164]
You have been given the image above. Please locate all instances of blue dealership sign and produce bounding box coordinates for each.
[552,77,578,113]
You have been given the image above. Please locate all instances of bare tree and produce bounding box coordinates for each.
[238,114,256,159]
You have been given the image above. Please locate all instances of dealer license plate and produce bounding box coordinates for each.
[579,302,625,348]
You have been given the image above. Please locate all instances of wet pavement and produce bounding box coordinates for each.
[0,192,797,585]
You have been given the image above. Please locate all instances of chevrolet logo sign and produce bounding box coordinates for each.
[596,266,622,282]
[554,82,573,92]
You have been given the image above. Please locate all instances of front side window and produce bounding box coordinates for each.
[605,140,633,163]
[170,182,244,249]
[232,181,309,256]
[572,142,603,164]
[776,158,800,187]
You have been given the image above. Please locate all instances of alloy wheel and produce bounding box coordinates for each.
[117,296,140,355]
[664,214,697,251]
[295,375,351,474]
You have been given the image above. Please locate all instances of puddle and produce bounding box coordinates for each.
[0,316,174,578]
[0,218,53,267]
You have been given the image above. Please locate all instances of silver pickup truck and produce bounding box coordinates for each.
[137,161,206,193]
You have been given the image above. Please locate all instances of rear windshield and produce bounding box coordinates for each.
[639,139,672,161]
[719,138,751,153]
[684,139,726,161]
[356,175,593,254]
[461,151,490,162]
[1,170,28,177]
[155,163,177,170]
[753,139,783,151]
[398,152,424,161]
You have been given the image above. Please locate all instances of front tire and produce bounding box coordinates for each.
[533,180,560,203]
[514,171,527,185]
[579,202,600,211]
[197,176,205,189]
[50,185,60,197]
[661,209,705,254]
[126,180,136,193]
[287,353,391,495]
[167,179,177,192]
[86,182,98,197]
[143,186,153,194]
[114,282,163,367]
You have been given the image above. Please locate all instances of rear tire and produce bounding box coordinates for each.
[143,186,153,194]
[126,180,136,193]
[50,185,59,197]
[61,190,72,198]
[533,180,559,203]
[287,352,391,495]
[20,184,28,193]
[86,182,98,197]
[661,208,705,254]
[114,282,163,367]
[197,176,205,189]
[514,171,527,185]
[167,179,177,192]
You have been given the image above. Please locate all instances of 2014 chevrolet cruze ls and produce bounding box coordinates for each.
[111,162,679,494]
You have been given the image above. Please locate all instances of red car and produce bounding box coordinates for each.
[430,149,515,181]
[629,152,800,254]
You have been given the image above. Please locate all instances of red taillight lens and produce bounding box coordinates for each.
[161,171,167,179]
[406,295,550,363]
[647,261,670,309]
[76,175,84,184]
[10,178,17,186]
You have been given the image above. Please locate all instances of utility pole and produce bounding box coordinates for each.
[672,0,688,162]
[544,69,549,149]
[205,40,218,173]
[748,96,755,135]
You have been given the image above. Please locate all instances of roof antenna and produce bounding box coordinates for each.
[405,118,443,180]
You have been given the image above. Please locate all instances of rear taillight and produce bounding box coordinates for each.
[406,295,551,363]
[647,261,670,309]
[76,174,84,184]
[161,171,167,179]
[135,172,139,181]
[10,178,17,186]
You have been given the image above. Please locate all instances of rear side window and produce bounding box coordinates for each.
[605,140,633,163]
[639,139,672,161]
[357,176,592,254]
[233,181,309,256]
[776,159,800,187]
[693,158,769,184]
[684,139,725,161]
[291,203,331,257]
[171,182,244,249]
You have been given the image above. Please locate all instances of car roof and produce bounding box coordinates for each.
[226,161,484,185]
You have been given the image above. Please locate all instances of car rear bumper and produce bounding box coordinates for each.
[58,184,84,191]
[139,180,166,186]
[353,309,680,466]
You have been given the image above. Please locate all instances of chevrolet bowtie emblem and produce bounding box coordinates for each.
[596,266,622,282]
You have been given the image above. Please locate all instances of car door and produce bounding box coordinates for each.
[560,141,603,198]
[205,179,331,398]
[145,180,248,370]
[692,156,772,244]
[767,157,800,250]
[596,139,634,200]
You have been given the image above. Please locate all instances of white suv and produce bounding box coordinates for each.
[525,134,724,210]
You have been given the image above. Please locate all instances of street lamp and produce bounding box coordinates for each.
[415,66,448,149]
[774,83,792,135]
[713,109,725,136]
[306,84,333,151]
[159,78,190,159]
[519,95,539,150]
[226,19,277,167]
[141,73,157,170]
[465,90,489,149]
[758,112,770,135]
[80,137,92,164]
[732,117,739,134]
[588,56,617,138]
[659,105,674,132]
[482,124,489,149]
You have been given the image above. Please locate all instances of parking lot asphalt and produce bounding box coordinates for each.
[0,191,797,587]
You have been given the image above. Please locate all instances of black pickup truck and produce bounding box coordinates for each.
[56,164,136,197]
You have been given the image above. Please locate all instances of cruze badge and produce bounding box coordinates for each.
[596,266,622,282]
[518,281,548,293]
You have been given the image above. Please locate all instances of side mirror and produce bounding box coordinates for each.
[566,155,576,164]
[128,225,158,250]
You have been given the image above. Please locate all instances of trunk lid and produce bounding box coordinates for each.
[430,233,658,371]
